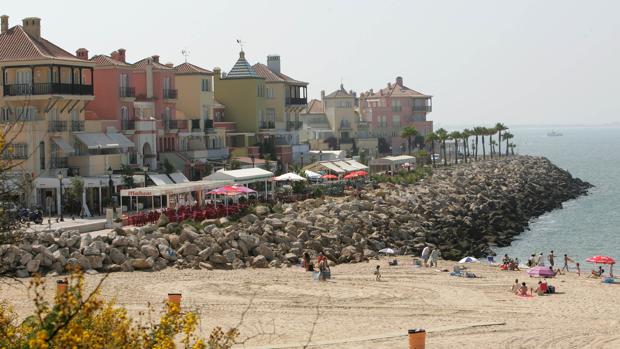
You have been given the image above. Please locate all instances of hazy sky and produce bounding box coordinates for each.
[3,0,619,126]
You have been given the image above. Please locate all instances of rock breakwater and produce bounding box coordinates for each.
[0,156,591,276]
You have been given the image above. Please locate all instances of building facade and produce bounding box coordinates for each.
[359,76,433,154]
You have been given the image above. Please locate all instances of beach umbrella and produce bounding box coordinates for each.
[304,170,322,179]
[379,248,395,255]
[321,174,337,180]
[527,266,556,278]
[232,185,256,194]
[459,256,479,263]
[586,255,616,276]
[274,172,307,182]
[343,172,359,179]
[354,170,368,176]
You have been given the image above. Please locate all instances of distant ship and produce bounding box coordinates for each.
[547,130,563,137]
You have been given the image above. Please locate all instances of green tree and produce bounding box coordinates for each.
[229,160,241,170]
[461,129,472,163]
[204,162,214,176]
[502,131,514,156]
[436,128,449,166]
[400,126,418,155]
[425,131,439,167]
[67,177,85,216]
[162,158,175,174]
[448,131,461,165]
[495,122,508,157]
[473,126,484,160]
[120,164,135,189]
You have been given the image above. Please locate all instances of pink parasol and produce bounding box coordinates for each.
[527,266,556,278]
[343,172,359,179]
[207,186,242,195]
[354,170,368,176]
[586,256,616,265]
[233,185,257,194]
[321,174,338,180]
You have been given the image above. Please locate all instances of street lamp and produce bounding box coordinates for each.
[300,153,304,168]
[142,165,149,188]
[250,154,255,168]
[319,150,323,161]
[57,171,64,222]
[107,166,113,209]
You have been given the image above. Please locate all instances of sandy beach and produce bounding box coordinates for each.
[2,257,619,348]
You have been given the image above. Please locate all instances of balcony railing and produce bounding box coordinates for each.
[285,97,307,105]
[287,121,303,130]
[121,119,136,130]
[164,119,179,130]
[48,120,67,132]
[163,89,177,99]
[412,105,432,112]
[50,157,68,169]
[3,83,93,96]
[119,86,135,98]
[259,121,275,129]
[71,120,84,132]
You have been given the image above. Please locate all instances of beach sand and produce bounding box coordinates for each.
[2,258,619,348]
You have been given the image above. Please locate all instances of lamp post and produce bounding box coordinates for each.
[300,153,304,168]
[319,150,322,161]
[107,166,113,209]
[250,154,255,168]
[57,171,64,222]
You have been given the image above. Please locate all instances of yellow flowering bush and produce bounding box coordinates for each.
[0,269,238,349]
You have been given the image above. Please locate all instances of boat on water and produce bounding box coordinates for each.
[547,130,563,137]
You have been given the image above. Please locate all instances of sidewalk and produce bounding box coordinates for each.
[28,216,107,233]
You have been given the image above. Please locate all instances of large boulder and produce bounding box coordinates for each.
[26,259,40,273]
[131,258,154,270]
[141,245,160,258]
[255,205,270,216]
[157,213,169,227]
[251,255,269,268]
[254,244,274,260]
[158,244,177,262]
[177,242,199,257]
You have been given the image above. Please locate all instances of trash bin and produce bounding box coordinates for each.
[408,328,426,349]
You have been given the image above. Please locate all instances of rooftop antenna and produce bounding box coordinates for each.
[181,48,190,63]
[236,39,245,51]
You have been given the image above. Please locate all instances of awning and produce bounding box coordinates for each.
[321,162,345,174]
[52,137,75,154]
[120,179,232,197]
[148,174,174,186]
[203,168,274,184]
[74,132,134,149]
[169,172,190,183]
[333,161,357,172]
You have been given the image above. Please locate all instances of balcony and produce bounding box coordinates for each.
[48,120,67,132]
[412,105,432,112]
[119,87,136,98]
[71,120,84,132]
[50,157,68,169]
[287,120,303,130]
[121,119,136,130]
[259,121,275,129]
[3,83,93,97]
[286,97,307,105]
[164,119,179,130]
[163,89,178,99]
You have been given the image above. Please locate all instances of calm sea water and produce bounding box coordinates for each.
[494,127,620,265]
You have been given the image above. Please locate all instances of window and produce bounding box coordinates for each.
[1,143,28,159]
[15,106,36,121]
[121,107,129,121]
[120,73,128,88]
[392,100,401,112]
[392,115,401,128]
[191,119,200,130]
[0,108,10,122]
[163,77,171,91]
[201,79,210,92]
[257,84,265,97]
[266,108,275,122]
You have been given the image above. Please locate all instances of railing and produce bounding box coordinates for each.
[163,89,177,99]
[50,157,68,169]
[119,86,135,98]
[121,119,136,130]
[71,120,84,132]
[259,121,275,129]
[285,97,307,105]
[412,105,432,112]
[3,83,93,96]
[48,120,67,132]
[287,121,303,130]
[164,119,179,130]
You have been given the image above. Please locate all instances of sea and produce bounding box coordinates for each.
[493,127,620,265]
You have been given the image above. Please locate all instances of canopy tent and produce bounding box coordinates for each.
[303,170,322,179]
[303,159,368,175]
[169,172,190,183]
[274,172,307,182]
[345,160,368,171]
[321,162,346,174]
[148,174,174,186]
[333,160,358,172]
[203,168,274,184]
[368,155,416,174]
[73,132,134,149]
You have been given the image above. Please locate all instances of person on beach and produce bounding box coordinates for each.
[374,265,382,281]
[303,252,313,272]
[537,252,545,266]
[562,254,571,272]
[511,279,520,293]
[548,250,556,268]
[518,282,529,296]
[576,262,581,276]
[421,246,430,267]
[527,254,535,267]
[536,280,549,296]
[429,249,440,267]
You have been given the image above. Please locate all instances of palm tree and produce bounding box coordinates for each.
[486,127,495,159]
[400,126,418,155]
[479,127,487,160]
[425,131,439,167]
[436,128,449,166]
[448,131,461,165]
[510,143,516,155]
[462,129,472,163]
[495,123,508,157]
[473,126,484,160]
[491,139,497,157]
[502,131,514,156]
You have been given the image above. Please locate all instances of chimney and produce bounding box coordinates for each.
[110,50,120,61]
[118,48,126,62]
[396,76,403,86]
[75,48,89,60]
[22,17,41,39]
[1,15,8,34]
[213,67,222,79]
[151,55,160,63]
[165,62,174,68]
[387,82,392,89]
[267,55,281,74]
[320,90,325,101]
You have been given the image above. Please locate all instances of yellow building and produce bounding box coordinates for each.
[174,62,228,165]
[0,15,129,214]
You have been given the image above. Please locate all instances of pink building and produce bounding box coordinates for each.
[132,55,184,156]
[360,76,433,154]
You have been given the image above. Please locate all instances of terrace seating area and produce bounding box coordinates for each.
[125,201,253,226]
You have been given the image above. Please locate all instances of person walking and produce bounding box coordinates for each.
[537,252,545,267]
[548,250,556,268]
[429,249,440,267]
[421,246,431,267]
[562,254,571,272]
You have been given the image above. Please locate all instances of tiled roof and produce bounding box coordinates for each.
[365,78,430,99]
[225,51,259,79]
[175,62,213,75]
[326,84,354,98]
[305,99,324,114]
[275,71,307,85]
[0,25,83,62]
[90,54,131,67]
[252,63,307,85]
[133,56,174,70]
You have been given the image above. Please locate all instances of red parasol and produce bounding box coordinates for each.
[343,172,359,179]
[586,256,616,264]
[321,174,338,180]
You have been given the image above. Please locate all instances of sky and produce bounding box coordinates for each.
[3,0,619,126]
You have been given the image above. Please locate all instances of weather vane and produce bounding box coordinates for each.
[236,39,245,51]
[181,48,190,63]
